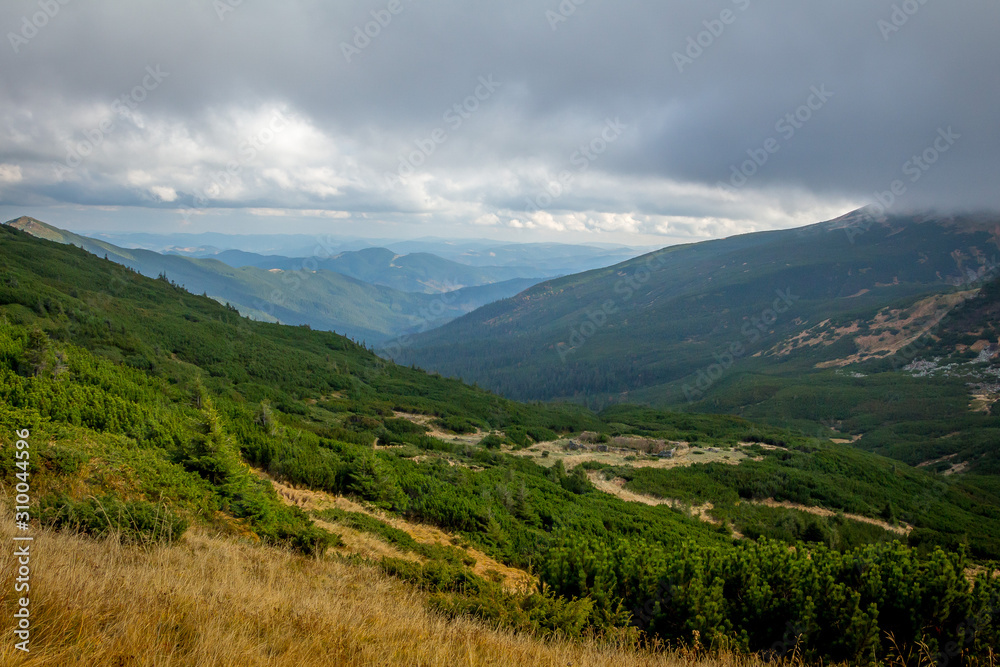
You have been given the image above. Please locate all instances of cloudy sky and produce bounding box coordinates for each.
[1,0,998,245]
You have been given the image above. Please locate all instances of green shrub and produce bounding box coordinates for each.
[383,417,428,435]
[430,585,603,640]
[505,426,530,448]
[479,433,505,450]
[39,493,188,544]
[379,557,485,594]
[434,415,482,434]
[526,426,557,442]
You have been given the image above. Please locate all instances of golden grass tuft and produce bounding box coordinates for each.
[0,504,808,667]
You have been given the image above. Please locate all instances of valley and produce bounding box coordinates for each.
[4,217,560,345]
[2,216,1000,664]
[5,4,998,664]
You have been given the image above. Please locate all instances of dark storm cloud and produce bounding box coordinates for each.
[1,0,997,240]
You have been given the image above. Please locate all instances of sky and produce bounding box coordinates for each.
[1,0,998,246]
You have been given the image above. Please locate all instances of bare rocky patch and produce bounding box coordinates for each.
[509,437,754,470]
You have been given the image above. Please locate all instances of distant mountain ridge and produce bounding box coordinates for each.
[3,216,540,344]
[200,245,547,294]
[90,230,653,275]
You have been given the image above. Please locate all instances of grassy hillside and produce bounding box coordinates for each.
[4,217,537,344]
[1,222,999,663]
[0,505,795,667]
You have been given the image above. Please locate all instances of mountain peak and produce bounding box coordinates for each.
[5,216,83,245]
[5,215,78,242]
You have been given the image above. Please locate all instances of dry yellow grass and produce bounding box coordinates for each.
[393,411,485,446]
[0,504,805,667]
[265,472,536,591]
[814,291,976,368]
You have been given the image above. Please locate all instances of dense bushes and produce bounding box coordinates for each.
[39,493,188,544]
[542,535,1000,663]
[430,585,602,640]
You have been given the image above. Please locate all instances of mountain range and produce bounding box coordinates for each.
[89,230,652,275]
[4,217,545,344]
[197,246,545,294]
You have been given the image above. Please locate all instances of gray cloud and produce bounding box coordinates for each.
[1,0,998,242]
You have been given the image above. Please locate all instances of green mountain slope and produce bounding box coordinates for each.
[2,221,999,661]
[392,209,1000,402]
[390,210,1000,469]
[4,217,537,344]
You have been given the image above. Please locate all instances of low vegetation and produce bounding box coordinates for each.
[2,223,1000,664]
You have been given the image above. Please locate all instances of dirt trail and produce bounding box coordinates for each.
[586,472,671,507]
[393,411,485,446]
[514,438,752,471]
[586,472,740,537]
[757,499,912,535]
[587,473,910,537]
[260,470,536,592]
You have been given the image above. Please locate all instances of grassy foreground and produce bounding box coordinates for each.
[0,504,816,667]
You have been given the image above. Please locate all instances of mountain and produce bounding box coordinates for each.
[4,217,539,344]
[202,246,549,294]
[391,209,1000,471]
[441,241,656,271]
[389,239,658,274]
[93,230,653,277]
[2,219,1000,662]
[391,210,1000,398]
[88,230,349,257]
